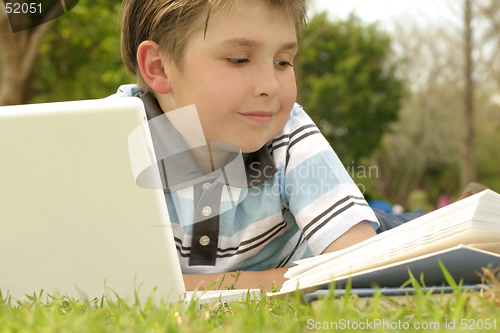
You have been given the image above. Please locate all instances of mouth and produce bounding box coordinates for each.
[238,111,275,124]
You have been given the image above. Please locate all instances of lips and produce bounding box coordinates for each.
[238,111,275,124]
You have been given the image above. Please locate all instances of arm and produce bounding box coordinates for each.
[183,266,289,291]
[183,220,376,291]
[320,220,376,254]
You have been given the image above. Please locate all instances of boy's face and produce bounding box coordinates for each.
[159,0,298,153]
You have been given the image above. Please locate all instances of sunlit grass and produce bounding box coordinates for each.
[1,268,499,333]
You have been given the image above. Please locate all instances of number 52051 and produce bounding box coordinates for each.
[5,3,42,14]
[461,319,497,329]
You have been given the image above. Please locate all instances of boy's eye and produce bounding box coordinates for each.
[227,58,249,65]
[275,61,293,68]
[226,58,293,68]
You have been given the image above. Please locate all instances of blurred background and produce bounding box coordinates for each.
[1,0,499,213]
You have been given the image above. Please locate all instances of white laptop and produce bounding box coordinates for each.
[0,98,259,305]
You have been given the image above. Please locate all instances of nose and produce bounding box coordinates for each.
[254,63,279,98]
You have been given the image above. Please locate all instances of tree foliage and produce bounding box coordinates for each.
[371,22,464,205]
[28,0,133,103]
[372,1,500,205]
[300,12,404,164]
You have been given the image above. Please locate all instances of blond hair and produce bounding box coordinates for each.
[120,0,307,93]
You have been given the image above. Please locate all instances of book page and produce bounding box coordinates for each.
[280,190,500,293]
[468,242,500,255]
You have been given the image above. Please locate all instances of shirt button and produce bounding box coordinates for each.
[202,183,211,191]
[202,206,212,217]
[199,236,210,246]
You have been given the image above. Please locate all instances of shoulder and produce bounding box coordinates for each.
[276,103,322,144]
[105,84,142,98]
[287,103,316,130]
[267,103,330,168]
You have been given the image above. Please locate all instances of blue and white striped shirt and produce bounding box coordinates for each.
[113,84,378,274]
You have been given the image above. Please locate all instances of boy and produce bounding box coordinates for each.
[115,0,379,291]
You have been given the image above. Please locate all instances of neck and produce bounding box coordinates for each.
[159,103,232,174]
[189,143,231,174]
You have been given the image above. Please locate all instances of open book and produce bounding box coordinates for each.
[272,189,500,296]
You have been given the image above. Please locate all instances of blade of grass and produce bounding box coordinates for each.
[438,260,458,291]
[342,276,352,309]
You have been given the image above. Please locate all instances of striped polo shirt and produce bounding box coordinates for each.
[112,85,378,274]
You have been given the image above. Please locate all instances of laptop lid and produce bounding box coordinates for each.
[0,97,186,304]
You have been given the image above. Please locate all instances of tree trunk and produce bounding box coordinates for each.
[0,2,62,106]
[461,0,476,188]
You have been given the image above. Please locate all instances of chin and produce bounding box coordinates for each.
[239,142,266,154]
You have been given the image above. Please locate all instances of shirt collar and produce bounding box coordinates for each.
[135,92,277,192]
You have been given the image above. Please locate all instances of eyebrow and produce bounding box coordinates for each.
[220,38,298,50]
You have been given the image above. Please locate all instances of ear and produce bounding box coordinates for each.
[136,41,172,94]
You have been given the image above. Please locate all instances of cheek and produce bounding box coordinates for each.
[281,72,297,105]
[200,68,247,103]
[191,72,241,130]
[275,108,292,133]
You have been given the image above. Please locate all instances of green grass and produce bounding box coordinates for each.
[1,268,499,332]
[1,286,498,332]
